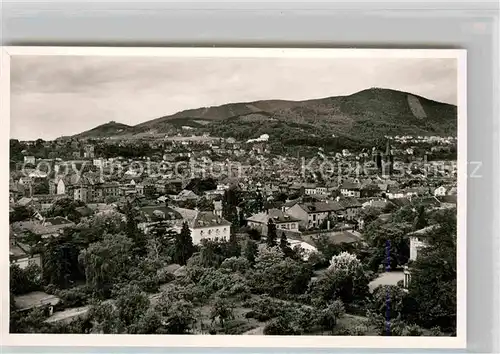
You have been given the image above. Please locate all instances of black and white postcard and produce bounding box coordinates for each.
[1,47,467,349]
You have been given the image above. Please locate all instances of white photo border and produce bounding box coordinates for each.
[0,46,467,349]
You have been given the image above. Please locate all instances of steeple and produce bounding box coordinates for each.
[382,138,393,177]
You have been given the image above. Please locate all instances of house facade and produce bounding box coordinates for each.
[433,186,447,197]
[286,202,342,229]
[247,208,300,236]
[191,211,231,244]
[340,182,361,198]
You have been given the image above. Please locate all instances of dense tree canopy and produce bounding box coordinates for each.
[79,233,133,298]
[406,208,457,332]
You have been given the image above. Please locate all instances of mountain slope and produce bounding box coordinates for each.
[73,88,457,142]
[74,121,133,139]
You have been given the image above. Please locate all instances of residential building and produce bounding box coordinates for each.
[138,205,184,233]
[286,201,343,229]
[408,224,439,261]
[303,184,317,195]
[9,232,41,269]
[174,208,231,244]
[247,208,301,236]
[83,145,95,159]
[340,181,361,198]
[11,216,75,239]
[24,156,36,165]
[337,198,363,221]
[173,189,200,202]
[434,186,448,197]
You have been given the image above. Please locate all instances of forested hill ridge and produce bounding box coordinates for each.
[73,88,457,144]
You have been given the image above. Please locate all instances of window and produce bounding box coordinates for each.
[216,229,220,235]
[200,230,204,237]
[208,229,212,236]
[223,228,227,234]
[313,214,316,221]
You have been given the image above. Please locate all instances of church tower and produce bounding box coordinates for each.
[382,139,393,177]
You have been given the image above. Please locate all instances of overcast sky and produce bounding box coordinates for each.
[11,56,457,141]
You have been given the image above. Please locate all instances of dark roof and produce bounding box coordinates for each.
[390,198,411,208]
[44,216,74,226]
[301,202,343,213]
[75,206,93,217]
[330,231,362,244]
[193,211,231,228]
[284,198,300,208]
[340,182,361,190]
[415,196,442,207]
[313,230,362,245]
[140,205,183,220]
[247,209,301,224]
[338,198,362,209]
[437,195,457,204]
[361,183,380,191]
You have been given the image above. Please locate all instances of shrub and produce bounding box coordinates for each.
[57,285,92,308]
[264,316,299,335]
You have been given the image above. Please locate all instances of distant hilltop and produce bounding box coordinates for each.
[72,87,457,143]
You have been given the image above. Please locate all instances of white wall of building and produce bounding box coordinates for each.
[191,225,230,245]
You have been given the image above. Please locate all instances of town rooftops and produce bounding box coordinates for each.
[11,217,74,236]
[177,189,200,200]
[193,211,231,228]
[330,230,363,244]
[75,206,94,217]
[9,241,31,260]
[140,205,183,221]
[437,195,457,205]
[390,198,412,208]
[17,197,35,207]
[247,208,301,224]
[300,201,344,213]
[173,207,199,225]
[283,198,301,208]
[338,198,363,209]
[44,216,74,226]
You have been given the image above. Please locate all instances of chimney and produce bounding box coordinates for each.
[327,220,331,230]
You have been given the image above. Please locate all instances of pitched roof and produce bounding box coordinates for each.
[17,197,35,207]
[315,230,362,245]
[247,208,301,224]
[390,198,411,208]
[75,206,93,217]
[172,207,199,225]
[193,211,231,228]
[362,199,390,209]
[340,182,361,190]
[283,198,300,208]
[300,201,344,213]
[44,216,74,226]
[437,195,457,204]
[177,189,200,199]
